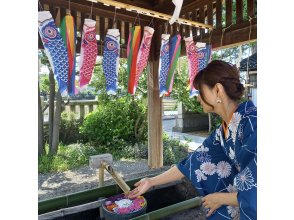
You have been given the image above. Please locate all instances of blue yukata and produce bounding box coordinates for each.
[177,101,257,220]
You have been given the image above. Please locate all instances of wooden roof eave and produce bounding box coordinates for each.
[41,0,152,26]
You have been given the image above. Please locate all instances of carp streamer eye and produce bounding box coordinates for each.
[164,44,169,52]
[86,32,96,42]
[189,44,196,52]
[107,41,116,50]
[44,26,57,38]
[198,51,204,59]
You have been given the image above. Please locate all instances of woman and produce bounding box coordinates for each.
[129,60,257,220]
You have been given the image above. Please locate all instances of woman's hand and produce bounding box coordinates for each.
[202,193,223,217]
[202,192,238,217]
[128,178,153,199]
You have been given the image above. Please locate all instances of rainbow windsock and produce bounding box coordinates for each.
[38,11,69,96]
[79,19,98,90]
[127,26,141,95]
[158,34,170,97]
[184,36,199,97]
[102,29,120,95]
[166,33,181,95]
[60,15,77,96]
[133,26,154,94]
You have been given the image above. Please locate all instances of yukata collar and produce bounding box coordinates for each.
[222,100,255,139]
[235,100,255,114]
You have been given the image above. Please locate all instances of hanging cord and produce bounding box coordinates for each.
[133,13,140,26]
[148,17,154,28]
[68,0,71,15]
[112,7,117,28]
[220,23,233,59]
[164,21,168,34]
[89,1,94,19]
[138,13,141,26]
[38,0,43,11]
[176,22,181,33]
[133,13,141,26]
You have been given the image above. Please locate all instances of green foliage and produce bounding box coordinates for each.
[162,133,189,165]
[59,112,82,145]
[39,74,50,94]
[38,143,100,173]
[38,49,58,93]
[38,133,190,174]
[80,96,148,147]
[210,113,222,134]
[89,58,148,105]
[170,57,203,113]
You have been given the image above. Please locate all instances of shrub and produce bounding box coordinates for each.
[38,143,100,173]
[162,133,190,165]
[79,96,147,147]
[59,112,82,145]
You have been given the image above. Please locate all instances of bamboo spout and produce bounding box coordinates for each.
[101,161,131,194]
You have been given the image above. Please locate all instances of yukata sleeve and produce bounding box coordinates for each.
[234,113,257,220]
[176,130,238,196]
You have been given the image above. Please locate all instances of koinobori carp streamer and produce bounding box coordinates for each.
[102,29,120,95]
[79,19,98,90]
[38,11,69,96]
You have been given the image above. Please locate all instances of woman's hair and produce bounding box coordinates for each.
[193,60,244,108]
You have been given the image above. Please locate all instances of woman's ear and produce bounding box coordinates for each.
[215,83,224,96]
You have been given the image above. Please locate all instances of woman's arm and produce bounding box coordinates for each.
[150,165,185,186]
[128,165,184,198]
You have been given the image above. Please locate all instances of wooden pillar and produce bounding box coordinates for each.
[147,23,163,169]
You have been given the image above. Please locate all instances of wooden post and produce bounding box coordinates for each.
[147,24,163,169]
[80,104,85,119]
[89,104,93,113]
[98,167,104,187]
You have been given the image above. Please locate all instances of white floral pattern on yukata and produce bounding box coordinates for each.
[177,101,257,220]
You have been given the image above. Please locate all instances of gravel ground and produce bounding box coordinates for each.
[38,159,206,219]
[38,159,170,201]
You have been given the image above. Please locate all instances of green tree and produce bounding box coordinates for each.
[170,56,203,113]
[38,50,69,156]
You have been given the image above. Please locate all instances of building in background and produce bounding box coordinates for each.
[240,53,257,106]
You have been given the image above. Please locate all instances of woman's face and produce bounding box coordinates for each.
[196,84,216,113]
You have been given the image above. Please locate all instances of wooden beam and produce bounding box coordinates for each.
[195,19,257,51]
[180,0,214,15]
[94,0,213,30]
[40,0,151,26]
